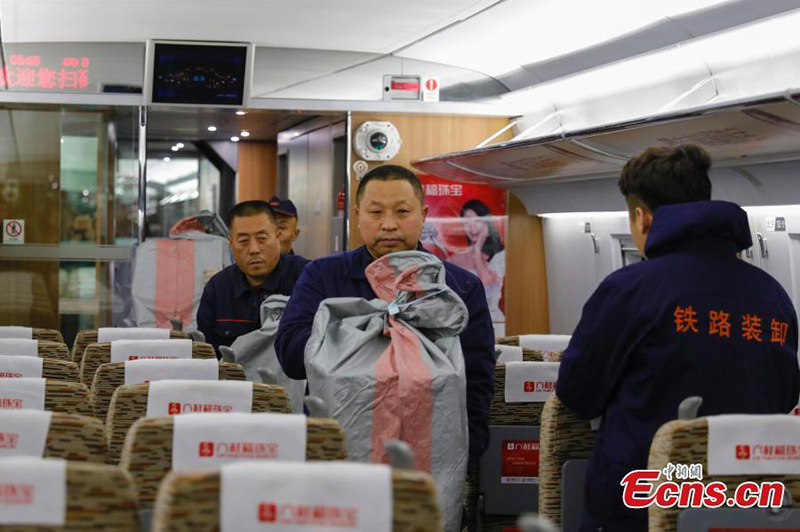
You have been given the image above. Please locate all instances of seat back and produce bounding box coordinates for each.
[91,361,245,419]
[71,329,189,364]
[538,394,596,527]
[648,417,800,532]
[490,363,551,424]
[0,357,78,381]
[0,340,70,361]
[41,380,93,416]
[151,468,439,532]
[37,341,70,361]
[466,362,563,530]
[0,411,106,463]
[80,340,216,384]
[41,358,79,381]
[43,412,107,462]
[121,416,347,507]
[32,328,65,343]
[106,382,291,462]
[0,461,139,531]
[497,335,569,360]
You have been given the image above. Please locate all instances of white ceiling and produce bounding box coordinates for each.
[2,0,800,107]
[0,0,500,53]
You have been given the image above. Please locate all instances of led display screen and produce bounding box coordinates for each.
[149,42,249,106]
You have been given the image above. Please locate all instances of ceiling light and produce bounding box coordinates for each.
[207,126,217,132]
[240,131,250,137]
[176,142,184,148]
[171,146,179,151]
[163,157,171,162]
[236,111,246,116]
[231,136,240,142]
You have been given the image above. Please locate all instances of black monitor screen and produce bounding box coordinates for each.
[151,43,248,105]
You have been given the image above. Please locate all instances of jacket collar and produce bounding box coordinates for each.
[232,257,284,298]
[645,200,752,259]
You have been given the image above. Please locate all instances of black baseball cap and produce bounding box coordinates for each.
[268,196,297,218]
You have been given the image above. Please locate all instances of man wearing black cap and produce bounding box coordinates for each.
[268,196,301,256]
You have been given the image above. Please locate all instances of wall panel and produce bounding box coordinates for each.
[237,142,277,202]
[348,112,549,336]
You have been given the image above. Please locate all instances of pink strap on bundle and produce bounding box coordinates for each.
[366,256,433,472]
[154,240,196,328]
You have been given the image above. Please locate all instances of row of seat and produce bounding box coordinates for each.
[2,328,442,530]
[0,327,65,343]
[1,450,441,531]
[1,359,239,417]
[2,328,566,531]
[9,328,795,532]
[487,335,800,532]
[540,394,800,532]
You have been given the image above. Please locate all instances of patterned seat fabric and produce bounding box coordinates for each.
[41,412,108,463]
[71,329,189,365]
[35,341,70,361]
[90,361,245,419]
[39,358,80,382]
[32,328,65,344]
[80,340,215,384]
[121,416,347,508]
[0,462,139,532]
[105,382,291,463]
[648,418,800,532]
[538,394,596,526]
[42,380,93,416]
[151,469,440,532]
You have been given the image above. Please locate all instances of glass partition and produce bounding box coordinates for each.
[0,103,140,344]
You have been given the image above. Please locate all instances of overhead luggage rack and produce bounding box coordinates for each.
[412,90,800,188]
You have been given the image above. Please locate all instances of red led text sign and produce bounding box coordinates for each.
[1,55,91,90]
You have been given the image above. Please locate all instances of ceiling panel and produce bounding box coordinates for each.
[0,0,500,53]
[145,107,324,141]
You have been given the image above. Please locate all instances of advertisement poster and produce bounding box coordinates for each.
[501,440,540,484]
[418,174,507,336]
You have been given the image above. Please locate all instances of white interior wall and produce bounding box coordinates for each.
[542,199,800,334]
[514,159,800,215]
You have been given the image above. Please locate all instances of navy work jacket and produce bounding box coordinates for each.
[556,201,800,532]
[275,245,496,462]
[197,254,309,354]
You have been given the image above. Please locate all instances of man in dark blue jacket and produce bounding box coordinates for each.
[276,165,496,463]
[557,144,800,531]
[197,200,308,354]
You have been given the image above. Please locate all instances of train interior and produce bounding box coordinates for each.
[0,0,799,530]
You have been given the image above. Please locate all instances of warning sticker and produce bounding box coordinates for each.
[765,217,786,232]
[422,77,440,102]
[501,440,540,484]
[3,220,24,245]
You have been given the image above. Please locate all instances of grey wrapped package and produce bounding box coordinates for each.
[305,251,469,532]
[230,294,306,414]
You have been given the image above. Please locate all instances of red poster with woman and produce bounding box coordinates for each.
[418,174,507,336]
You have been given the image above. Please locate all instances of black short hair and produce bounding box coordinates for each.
[356,165,424,205]
[228,200,276,227]
[618,144,712,212]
